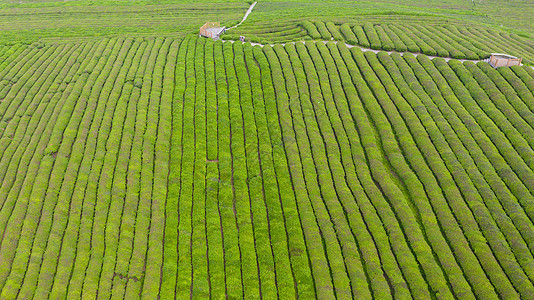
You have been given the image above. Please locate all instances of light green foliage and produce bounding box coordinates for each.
[0,0,534,295]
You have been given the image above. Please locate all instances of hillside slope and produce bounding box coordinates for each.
[1,37,534,298]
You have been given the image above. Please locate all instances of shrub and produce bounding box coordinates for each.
[301,20,321,39]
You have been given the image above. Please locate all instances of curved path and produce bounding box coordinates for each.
[226,39,489,63]
[222,1,530,66]
[223,2,488,63]
[228,2,257,30]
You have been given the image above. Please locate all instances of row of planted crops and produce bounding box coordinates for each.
[0,36,534,299]
[0,37,175,299]
[163,37,534,299]
[288,21,534,62]
[165,37,534,299]
[225,19,534,65]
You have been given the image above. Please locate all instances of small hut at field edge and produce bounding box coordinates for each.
[199,22,226,40]
[488,53,522,68]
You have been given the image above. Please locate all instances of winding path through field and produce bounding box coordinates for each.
[227,39,488,63]
[228,1,257,30]
[224,1,488,63]
[224,1,532,67]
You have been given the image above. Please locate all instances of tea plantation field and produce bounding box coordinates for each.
[0,0,533,298]
[0,36,534,298]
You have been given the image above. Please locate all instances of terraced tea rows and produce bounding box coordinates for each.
[0,37,176,299]
[161,38,534,298]
[162,36,315,299]
[0,37,534,298]
[223,20,310,44]
[226,18,533,64]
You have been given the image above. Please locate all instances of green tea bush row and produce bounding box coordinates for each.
[433,58,534,298]
[505,66,534,111]
[1,41,95,299]
[0,46,54,138]
[191,37,211,299]
[417,26,472,59]
[0,39,123,298]
[380,52,520,300]
[158,36,182,300]
[0,45,28,78]
[390,24,435,55]
[301,20,321,39]
[339,23,357,45]
[374,26,394,51]
[390,50,534,272]
[404,53,522,299]
[381,25,407,52]
[413,53,534,250]
[375,51,534,299]
[252,45,315,298]
[204,40,218,162]
[295,41,372,299]
[284,42,356,298]
[386,24,419,53]
[315,21,332,40]
[434,26,490,59]
[471,63,534,146]
[174,36,197,298]
[74,38,139,299]
[214,40,243,299]
[0,43,87,298]
[58,41,143,300]
[329,43,417,299]
[353,47,471,299]
[315,41,404,298]
[352,25,370,48]
[365,49,501,299]
[405,25,449,57]
[363,23,381,50]
[44,39,121,299]
[0,56,37,103]
[226,41,261,299]
[467,28,533,64]
[0,45,69,181]
[448,60,534,175]
[234,42,279,299]
[449,26,493,54]
[270,43,347,298]
[245,44,304,298]
[325,22,343,41]
[336,43,441,298]
[430,58,534,219]
[38,38,132,299]
[100,38,157,299]
[120,38,170,299]
[201,39,225,298]
[335,43,434,299]
[262,44,335,299]
[119,38,166,299]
